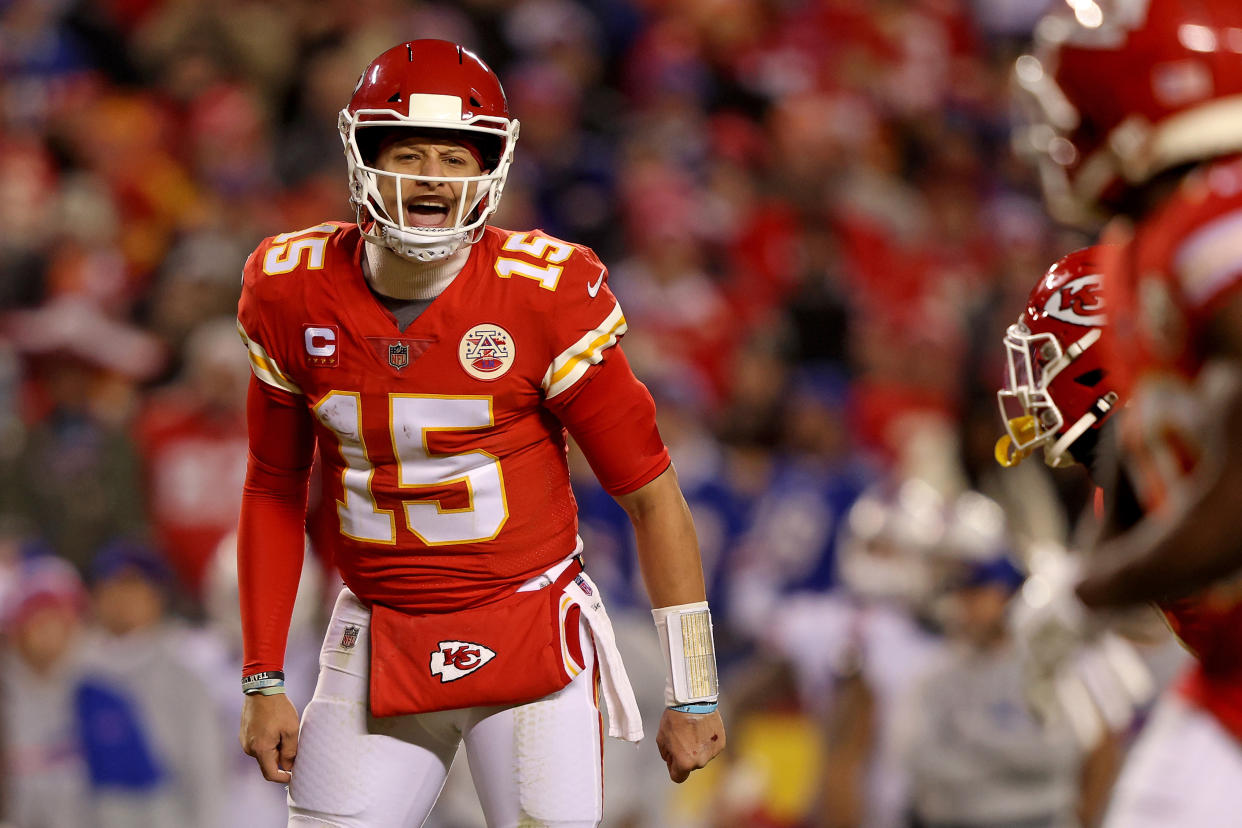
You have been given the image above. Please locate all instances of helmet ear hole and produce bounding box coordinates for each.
[1073,368,1105,387]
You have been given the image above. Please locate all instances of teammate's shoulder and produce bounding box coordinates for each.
[243,221,360,287]
[1161,160,1242,226]
[1138,163,1242,308]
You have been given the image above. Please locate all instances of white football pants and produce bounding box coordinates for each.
[287,587,604,828]
[1103,692,1242,827]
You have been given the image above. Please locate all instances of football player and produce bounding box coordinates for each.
[235,40,724,827]
[1008,2,1242,820]
[995,245,1157,742]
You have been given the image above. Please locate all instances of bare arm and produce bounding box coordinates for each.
[615,465,726,782]
[1078,729,1122,828]
[615,465,707,607]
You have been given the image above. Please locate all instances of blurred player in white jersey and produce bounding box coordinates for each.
[730,477,947,826]
[895,519,1093,828]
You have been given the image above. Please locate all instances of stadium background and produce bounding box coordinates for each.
[0,1,1182,826]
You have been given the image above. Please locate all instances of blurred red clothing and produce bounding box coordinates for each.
[133,388,247,594]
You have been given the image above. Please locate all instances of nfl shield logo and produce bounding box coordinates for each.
[341,624,360,650]
[388,342,410,370]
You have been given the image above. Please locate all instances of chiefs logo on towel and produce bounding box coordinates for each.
[430,640,497,682]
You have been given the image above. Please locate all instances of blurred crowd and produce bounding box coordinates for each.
[0,0,1187,826]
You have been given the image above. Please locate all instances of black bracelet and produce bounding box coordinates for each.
[242,670,285,694]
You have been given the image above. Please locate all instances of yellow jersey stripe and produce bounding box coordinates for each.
[237,319,302,395]
[549,316,626,386]
[543,303,626,399]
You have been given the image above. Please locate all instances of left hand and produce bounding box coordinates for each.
[656,708,725,783]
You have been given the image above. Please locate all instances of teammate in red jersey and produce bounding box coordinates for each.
[235,40,724,826]
[1011,1,1242,823]
[994,246,1160,784]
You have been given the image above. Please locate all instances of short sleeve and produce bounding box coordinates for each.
[237,245,303,396]
[541,244,627,400]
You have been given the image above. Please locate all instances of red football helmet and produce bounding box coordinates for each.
[996,246,1121,468]
[338,40,519,261]
[1014,0,1242,225]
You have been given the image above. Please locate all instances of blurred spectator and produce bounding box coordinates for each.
[893,532,1104,828]
[0,553,91,828]
[738,477,948,828]
[191,532,324,828]
[145,231,254,360]
[0,136,57,309]
[506,59,618,253]
[2,300,162,573]
[133,316,249,595]
[73,540,227,828]
[727,366,878,639]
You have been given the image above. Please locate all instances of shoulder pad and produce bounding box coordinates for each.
[489,228,606,296]
[244,223,352,286]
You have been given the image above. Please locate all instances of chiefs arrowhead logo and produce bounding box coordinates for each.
[1044,273,1106,327]
[429,640,497,682]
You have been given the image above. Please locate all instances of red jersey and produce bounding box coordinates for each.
[237,222,669,618]
[1102,157,1242,736]
[133,390,247,593]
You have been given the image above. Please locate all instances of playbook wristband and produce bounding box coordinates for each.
[242,670,286,696]
[652,601,720,707]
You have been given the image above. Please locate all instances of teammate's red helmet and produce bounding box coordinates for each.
[996,246,1121,468]
[339,40,519,261]
[1013,0,1242,225]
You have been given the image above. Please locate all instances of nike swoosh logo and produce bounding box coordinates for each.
[587,269,605,298]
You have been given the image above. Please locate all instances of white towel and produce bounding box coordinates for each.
[565,571,644,742]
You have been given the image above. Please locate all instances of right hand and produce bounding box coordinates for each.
[240,692,301,783]
[656,707,726,783]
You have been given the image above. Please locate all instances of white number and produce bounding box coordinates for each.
[263,223,335,274]
[501,232,574,262]
[314,392,395,544]
[494,232,574,290]
[315,392,508,546]
[391,395,508,545]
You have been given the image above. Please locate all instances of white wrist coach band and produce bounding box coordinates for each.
[652,601,720,707]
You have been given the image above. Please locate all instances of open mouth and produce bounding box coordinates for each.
[404,198,452,228]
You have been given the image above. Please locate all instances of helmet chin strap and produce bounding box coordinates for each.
[1045,392,1119,467]
[380,224,469,262]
